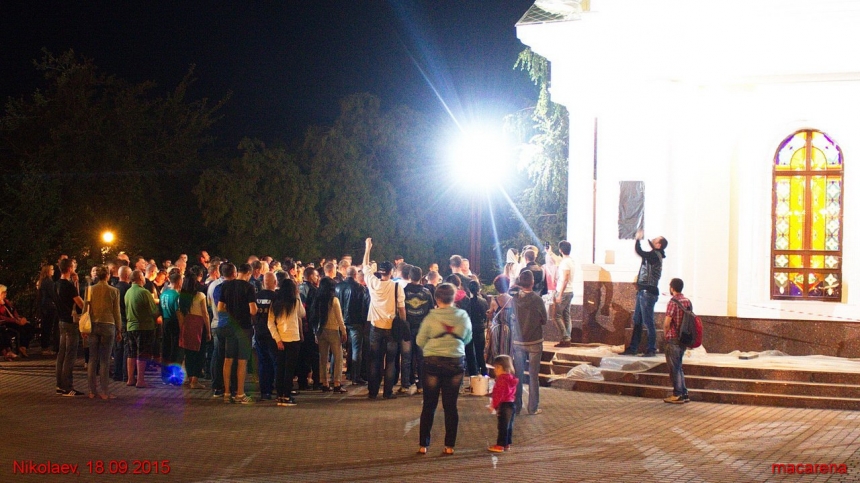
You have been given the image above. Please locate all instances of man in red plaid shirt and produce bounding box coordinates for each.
[663,278,690,404]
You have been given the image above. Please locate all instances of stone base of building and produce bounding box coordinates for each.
[552,281,860,358]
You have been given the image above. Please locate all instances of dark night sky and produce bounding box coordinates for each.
[1,1,538,146]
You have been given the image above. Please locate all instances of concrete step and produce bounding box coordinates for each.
[544,347,860,385]
[672,364,860,385]
[601,371,860,399]
[554,379,860,410]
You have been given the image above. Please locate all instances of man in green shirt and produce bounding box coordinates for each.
[125,270,161,388]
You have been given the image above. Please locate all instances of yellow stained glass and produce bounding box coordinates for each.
[810,131,842,169]
[789,176,805,250]
[776,132,806,170]
[810,255,824,269]
[790,147,807,170]
[810,147,826,171]
[772,129,843,300]
[810,176,826,250]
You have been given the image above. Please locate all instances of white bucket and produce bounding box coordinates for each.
[470,375,489,396]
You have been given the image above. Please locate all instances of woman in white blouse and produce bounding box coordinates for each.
[268,278,305,407]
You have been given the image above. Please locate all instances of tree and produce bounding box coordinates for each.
[503,47,570,251]
[0,49,226,297]
[195,138,319,261]
[299,93,467,264]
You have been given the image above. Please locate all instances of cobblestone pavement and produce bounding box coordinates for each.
[1,355,858,483]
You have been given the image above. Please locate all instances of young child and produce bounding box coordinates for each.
[488,355,518,452]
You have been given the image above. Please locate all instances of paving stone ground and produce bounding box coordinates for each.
[1,354,858,482]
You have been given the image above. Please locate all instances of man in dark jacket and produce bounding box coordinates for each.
[511,270,547,415]
[336,266,369,385]
[622,229,668,357]
[400,266,432,394]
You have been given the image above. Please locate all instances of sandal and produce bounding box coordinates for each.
[416,447,427,455]
[442,447,454,456]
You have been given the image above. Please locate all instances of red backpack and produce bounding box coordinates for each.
[671,299,703,349]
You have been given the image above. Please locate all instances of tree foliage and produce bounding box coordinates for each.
[504,47,570,249]
[196,138,318,261]
[0,49,226,296]
[197,93,468,265]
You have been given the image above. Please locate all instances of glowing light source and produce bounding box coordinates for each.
[448,126,512,190]
[101,231,115,244]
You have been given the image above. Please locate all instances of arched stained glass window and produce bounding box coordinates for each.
[772,129,843,301]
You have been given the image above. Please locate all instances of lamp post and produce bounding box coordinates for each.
[101,230,115,264]
[449,125,510,277]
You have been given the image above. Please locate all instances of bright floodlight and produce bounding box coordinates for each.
[449,126,510,189]
[101,231,115,244]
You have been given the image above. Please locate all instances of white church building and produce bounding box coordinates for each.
[516,0,860,356]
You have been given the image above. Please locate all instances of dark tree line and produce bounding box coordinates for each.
[0,48,567,310]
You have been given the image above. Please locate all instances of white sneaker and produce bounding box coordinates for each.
[408,385,417,396]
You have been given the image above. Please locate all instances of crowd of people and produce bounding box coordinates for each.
[2,237,607,453]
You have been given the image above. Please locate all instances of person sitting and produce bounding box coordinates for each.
[0,284,35,359]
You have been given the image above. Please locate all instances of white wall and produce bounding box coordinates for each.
[517,0,860,320]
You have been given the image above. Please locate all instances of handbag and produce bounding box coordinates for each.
[78,286,92,334]
[179,296,206,351]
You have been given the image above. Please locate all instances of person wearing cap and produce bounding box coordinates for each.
[362,238,406,400]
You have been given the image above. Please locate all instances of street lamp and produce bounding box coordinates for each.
[449,126,511,276]
[101,230,115,263]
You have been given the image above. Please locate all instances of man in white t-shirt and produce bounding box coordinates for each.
[553,241,576,347]
[362,238,406,399]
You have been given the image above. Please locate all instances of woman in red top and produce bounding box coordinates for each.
[488,354,518,452]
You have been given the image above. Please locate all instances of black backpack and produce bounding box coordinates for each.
[671,299,703,349]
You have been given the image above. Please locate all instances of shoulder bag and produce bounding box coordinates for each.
[78,285,92,334]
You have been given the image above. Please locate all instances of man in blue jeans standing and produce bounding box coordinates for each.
[622,229,668,357]
[362,238,406,400]
[511,270,547,415]
[663,278,690,404]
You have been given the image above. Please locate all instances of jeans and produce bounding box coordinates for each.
[496,402,516,446]
[400,336,413,388]
[185,344,206,379]
[464,341,478,376]
[161,318,183,383]
[419,356,465,448]
[347,325,368,382]
[210,327,228,391]
[297,332,320,389]
[56,321,80,391]
[513,342,542,414]
[275,341,301,398]
[629,290,658,354]
[368,326,398,398]
[554,291,574,341]
[471,325,488,376]
[410,322,424,389]
[254,327,277,395]
[40,307,58,350]
[112,329,127,381]
[87,323,115,395]
[318,328,343,386]
[665,339,687,397]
